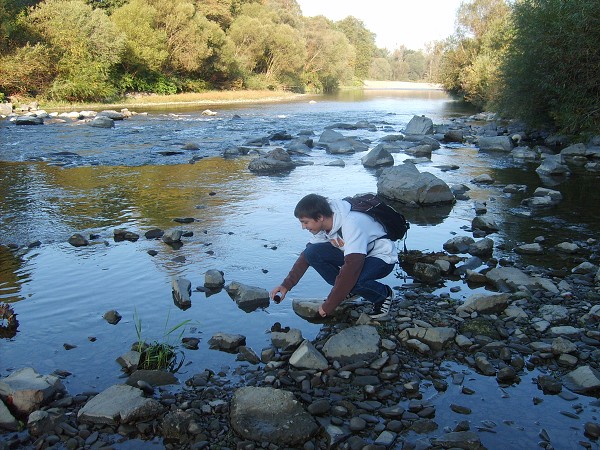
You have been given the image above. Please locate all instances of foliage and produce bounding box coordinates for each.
[301,15,354,92]
[335,16,376,80]
[436,0,511,109]
[133,307,190,372]
[496,0,600,134]
[25,0,126,101]
[0,43,55,97]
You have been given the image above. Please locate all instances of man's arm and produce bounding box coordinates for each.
[320,253,365,315]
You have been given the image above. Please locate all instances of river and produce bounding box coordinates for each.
[1,89,599,449]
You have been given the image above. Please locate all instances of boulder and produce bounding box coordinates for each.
[230,387,319,445]
[536,154,571,176]
[399,327,456,351]
[172,277,191,310]
[322,325,380,363]
[0,400,18,431]
[404,115,433,135]
[98,110,125,120]
[248,148,295,174]
[88,116,115,128]
[204,269,225,288]
[289,340,329,370]
[377,162,455,206]
[225,281,270,312]
[0,103,13,116]
[563,366,600,395]
[456,293,510,315]
[77,384,163,425]
[477,136,513,152]
[443,236,475,254]
[208,332,246,352]
[15,116,43,125]
[0,368,65,416]
[361,145,394,168]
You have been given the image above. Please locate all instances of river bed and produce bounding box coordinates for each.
[1,89,599,448]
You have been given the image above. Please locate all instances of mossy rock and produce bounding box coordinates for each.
[459,317,501,340]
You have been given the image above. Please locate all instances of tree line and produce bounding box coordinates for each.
[436,0,600,135]
[0,0,432,102]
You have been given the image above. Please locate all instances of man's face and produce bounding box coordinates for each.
[298,216,323,234]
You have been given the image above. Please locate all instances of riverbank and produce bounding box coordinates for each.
[6,81,444,114]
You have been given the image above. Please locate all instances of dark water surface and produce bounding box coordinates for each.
[1,90,599,449]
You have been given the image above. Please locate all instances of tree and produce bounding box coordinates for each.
[436,0,511,108]
[368,57,392,81]
[302,15,355,92]
[26,0,126,101]
[335,16,376,79]
[497,0,600,134]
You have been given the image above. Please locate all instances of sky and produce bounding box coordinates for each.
[296,0,464,51]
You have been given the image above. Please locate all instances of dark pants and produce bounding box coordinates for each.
[303,242,394,304]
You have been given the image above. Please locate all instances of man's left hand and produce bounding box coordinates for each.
[318,305,327,317]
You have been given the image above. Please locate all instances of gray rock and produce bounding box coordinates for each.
[555,242,579,254]
[468,237,494,257]
[15,115,44,125]
[237,346,261,364]
[361,144,394,168]
[471,174,494,184]
[225,281,269,311]
[103,309,122,324]
[88,116,114,128]
[322,325,380,363]
[271,328,303,349]
[77,384,164,425]
[560,143,587,157]
[511,146,538,160]
[432,431,485,449]
[404,115,433,135]
[98,110,125,120]
[404,144,433,158]
[162,229,183,244]
[377,162,455,206]
[399,327,456,351]
[515,243,543,255]
[161,409,194,440]
[248,148,295,174]
[536,154,571,176]
[208,332,246,352]
[126,369,179,387]
[230,387,319,445]
[539,305,569,324]
[68,233,89,247]
[172,277,192,310]
[443,236,475,254]
[204,269,225,288]
[0,400,18,431]
[289,340,329,370]
[0,368,65,416]
[412,262,442,284]
[471,215,500,233]
[116,351,141,372]
[478,136,513,152]
[563,366,600,395]
[27,409,65,436]
[456,293,509,315]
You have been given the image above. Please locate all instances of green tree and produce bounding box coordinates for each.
[0,43,55,97]
[335,16,376,79]
[437,0,510,108]
[228,3,306,87]
[497,0,600,134]
[27,0,126,101]
[368,57,392,80]
[301,15,354,92]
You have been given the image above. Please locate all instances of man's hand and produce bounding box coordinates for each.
[270,285,288,302]
[318,305,327,317]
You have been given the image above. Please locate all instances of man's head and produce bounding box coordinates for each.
[294,194,332,220]
[294,194,333,234]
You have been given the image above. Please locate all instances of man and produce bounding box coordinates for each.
[270,193,397,319]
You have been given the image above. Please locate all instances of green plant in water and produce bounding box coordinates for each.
[133,307,191,372]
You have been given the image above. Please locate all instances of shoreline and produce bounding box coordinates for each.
[11,81,445,113]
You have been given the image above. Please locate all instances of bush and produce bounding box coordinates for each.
[497,0,600,134]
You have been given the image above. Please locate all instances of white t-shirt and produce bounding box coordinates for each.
[308,199,398,264]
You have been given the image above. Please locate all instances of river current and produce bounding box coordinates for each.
[1,89,599,449]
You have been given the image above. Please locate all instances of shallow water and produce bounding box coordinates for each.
[1,90,599,448]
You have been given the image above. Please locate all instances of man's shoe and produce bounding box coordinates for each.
[369,287,394,319]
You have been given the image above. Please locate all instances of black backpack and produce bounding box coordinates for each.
[343,193,410,243]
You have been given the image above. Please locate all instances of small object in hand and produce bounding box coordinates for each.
[273,294,282,303]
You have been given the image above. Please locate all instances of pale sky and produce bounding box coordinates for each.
[296,0,463,51]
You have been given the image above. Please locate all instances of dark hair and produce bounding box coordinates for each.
[294,194,333,220]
